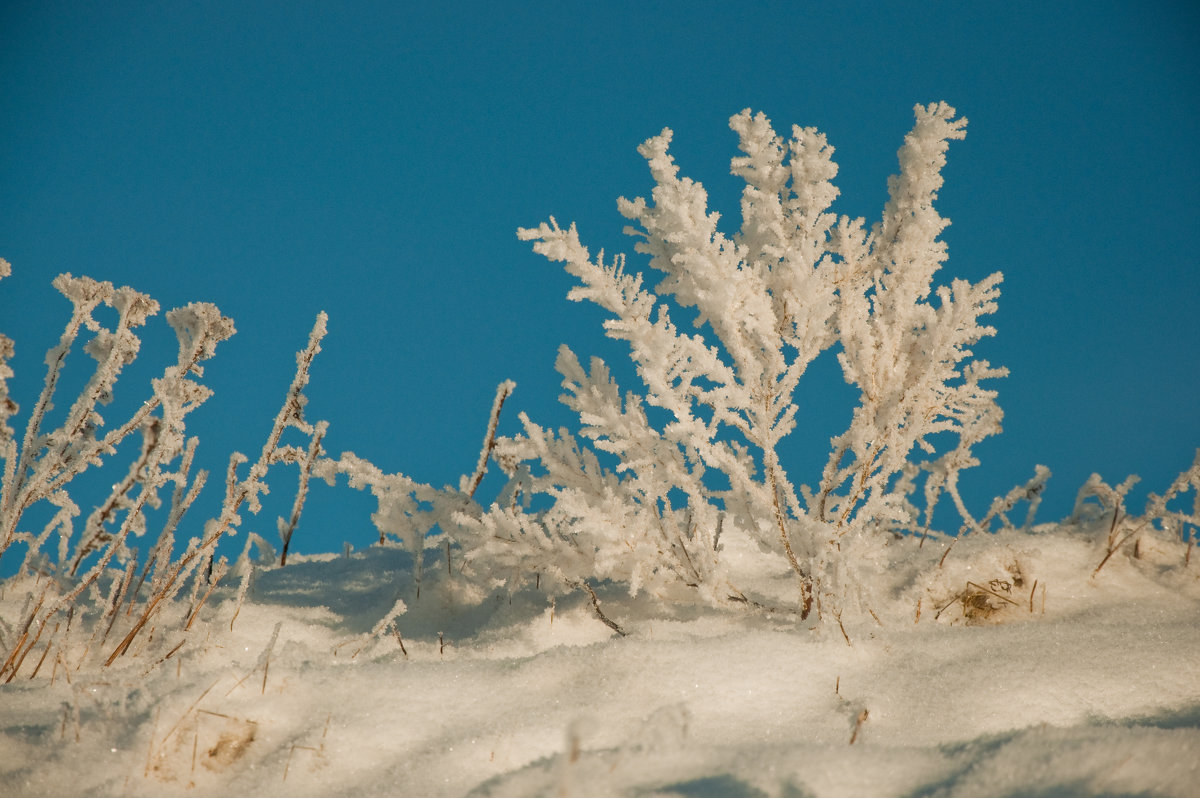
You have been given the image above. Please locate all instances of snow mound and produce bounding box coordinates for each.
[2,527,1198,797]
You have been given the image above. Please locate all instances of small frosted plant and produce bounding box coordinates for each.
[0,269,235,573]
[0,262,331,679]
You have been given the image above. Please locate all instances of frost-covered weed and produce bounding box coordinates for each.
[0,264,327,680]
[1067,451,1200,576]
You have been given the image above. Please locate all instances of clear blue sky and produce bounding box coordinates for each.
[2,1,1198,558]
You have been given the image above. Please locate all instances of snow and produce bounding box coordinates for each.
[2,522,1198,797]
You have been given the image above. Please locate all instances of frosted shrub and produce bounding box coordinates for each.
[459,104,1008,622]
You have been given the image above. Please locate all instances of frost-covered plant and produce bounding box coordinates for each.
[0,262,16,444]
[0,263,330,679]
[0,267,241,679]
[462,103,1007,621]
[0,270,235,573]
[213,312,330,570]
[1071,449,1200,576]
[107,312,330,660]
[317,380,516,601]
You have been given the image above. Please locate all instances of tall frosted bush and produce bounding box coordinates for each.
[459,103,1007,621]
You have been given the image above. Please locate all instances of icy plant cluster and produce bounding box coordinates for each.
[450,104,1008,621]
[0,261,330,681]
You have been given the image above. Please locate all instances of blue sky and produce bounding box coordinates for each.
[2,2,1198,558]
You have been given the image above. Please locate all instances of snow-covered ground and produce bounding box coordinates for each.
[2,522,1198,798]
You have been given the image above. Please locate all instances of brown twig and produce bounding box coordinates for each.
[849,709,869,744]
[392,626,408,659]
[157,679,220,753]
[184,558,228,631]
[1094,525,1142,577]
[969,580,1019,607]
[27,624,58,679]
[938,539,956,568]
[835,612,851,647]
[101,558,138,646]
[147,640,187,675]
[572,579,627,637]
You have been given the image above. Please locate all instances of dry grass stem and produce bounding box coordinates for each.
[465,381,515,499]
[572,579,628,637]
[27,623,58,679]
[836,614,851,647]
[849,709,869,744]
[935,580,1021,623]
[145,707,160,778]
[938,540,957,568]
[1093,508,1141,577]
[145,639,187,677]
[393,626,408,659]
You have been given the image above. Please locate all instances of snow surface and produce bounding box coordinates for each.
[2,524,1198,798]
